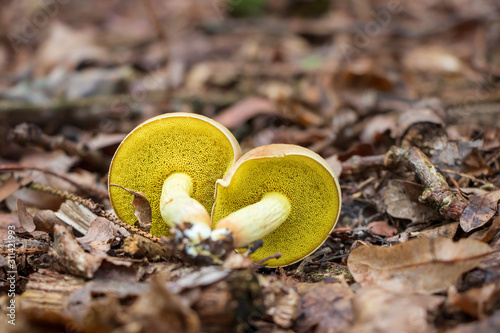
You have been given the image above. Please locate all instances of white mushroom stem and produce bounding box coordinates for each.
[214,192,291,248]
[160,173,212,242]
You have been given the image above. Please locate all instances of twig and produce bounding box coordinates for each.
[25,182,160,243]
[342,154,386,175]
[0,91,240,113]
[385,146,468,221]
[141,0,168,42]
[440,168,497,188]
[0,165,107,199]
[8,123,110,173]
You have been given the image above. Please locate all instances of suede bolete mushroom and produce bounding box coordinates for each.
[109,113,241,237]
[212,144,341,267]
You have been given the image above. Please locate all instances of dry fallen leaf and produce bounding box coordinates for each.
[385,179,441,223]
[0,176,21,202]
[17,198,35,232]
[460,190,500,232]
[348,237,493,294]
[77,217,120,254]
[295,279,354,333]
[214,97,277,129]
[350,287,444,333]
[367,221,398,237]
[417,222,460,239]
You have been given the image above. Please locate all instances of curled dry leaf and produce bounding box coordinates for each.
[17,199,35,232]
[460,190,500,232]
[0,176,21,202]
[77,217,120,254]
[348,237,493,294]
[110,184,152,232]
[32,209,66,234]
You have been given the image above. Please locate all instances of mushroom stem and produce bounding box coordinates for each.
[160,173,212,241]
[214,192,291,247]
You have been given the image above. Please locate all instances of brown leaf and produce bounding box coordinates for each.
[259,275,298,329]
[295,279,354,333]
[17,199,35,232]
[0,176,20,202]
[385,180,441,223]
[126,275,200,333]
[468,216,500,242]
[367,221,398,237]
[417,222,460,239]
[32,209,65,234]
[391,108,444,139]
[214,97,277,129]
[110,184,152,232]
[350,287,444,333]
[460,190,500,232]
[77,217,119,254]
[348,237,493,294]
[324,154,343,177]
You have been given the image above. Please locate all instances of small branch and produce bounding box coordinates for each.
[341,154,386,175]
[24,182,161,243]
[0,164,107,199]
[8,123,110,173]
[385,146,468,221]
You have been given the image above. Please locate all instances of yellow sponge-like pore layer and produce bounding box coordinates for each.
[212,155,340,267]
[109,116,235,236]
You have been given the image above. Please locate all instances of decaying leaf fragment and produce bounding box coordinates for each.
[295,278,354,333]
[348,237,493,293]
[350,287,444,333]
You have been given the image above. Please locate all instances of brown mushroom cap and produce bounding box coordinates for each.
[109,113,241,236]
[212,144,341,267]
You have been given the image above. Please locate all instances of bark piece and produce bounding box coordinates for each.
[49,224,103,279]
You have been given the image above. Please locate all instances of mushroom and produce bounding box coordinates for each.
[211,144,341,267]
[109,113,241,238]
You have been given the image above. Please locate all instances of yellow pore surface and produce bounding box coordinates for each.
[109,116,235,236]
[212,155,340,267]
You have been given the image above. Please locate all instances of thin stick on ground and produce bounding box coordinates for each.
[26,182,160,243]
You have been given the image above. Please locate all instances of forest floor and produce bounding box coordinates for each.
[1,1,500,332]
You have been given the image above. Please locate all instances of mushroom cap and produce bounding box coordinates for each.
[109,113,241,236]
[212,144,341,267]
